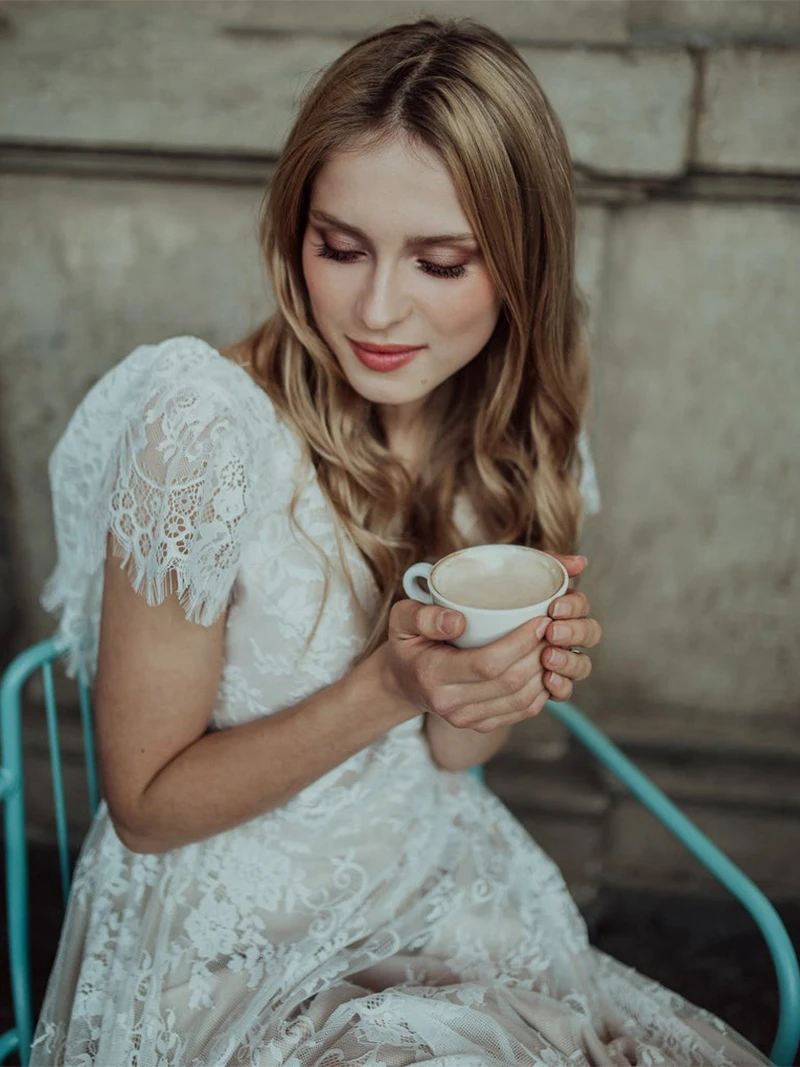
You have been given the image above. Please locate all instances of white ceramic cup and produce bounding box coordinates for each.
[402,544,569,649]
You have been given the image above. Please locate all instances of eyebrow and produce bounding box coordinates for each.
[308,209,477,249]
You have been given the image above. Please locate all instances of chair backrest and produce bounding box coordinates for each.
[0,636,100,1066]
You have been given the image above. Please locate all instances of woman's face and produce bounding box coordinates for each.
[301,135,502,443]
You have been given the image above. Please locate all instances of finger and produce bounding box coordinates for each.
[389,599,467,643]
[541,645,594,681]
[543,671,574,702]
[440,663,547,728]
[548,589,590,620]
[545,617,602,651]
[547,553,587,579]
[439,645,545,708]
[470,689,551,732]
[445,615,549,685]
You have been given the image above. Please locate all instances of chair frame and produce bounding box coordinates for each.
[2,636,799,1066]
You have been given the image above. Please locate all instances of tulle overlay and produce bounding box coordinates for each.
[31,337,767,1066]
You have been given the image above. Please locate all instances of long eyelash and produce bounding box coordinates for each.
[423,262,468,280]
[313,241,467,280]
[314,241,359,264]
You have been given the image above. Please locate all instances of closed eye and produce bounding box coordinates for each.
[313,240,468,280]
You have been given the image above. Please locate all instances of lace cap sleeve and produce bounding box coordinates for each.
[107,385,251,623]
[41,340,262,680]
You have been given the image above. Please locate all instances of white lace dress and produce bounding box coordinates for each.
[30,336,768,1067]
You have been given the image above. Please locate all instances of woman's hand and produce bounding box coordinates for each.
[381,600,551,734]
[539,554,602,703]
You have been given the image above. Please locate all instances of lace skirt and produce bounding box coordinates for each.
[30,733,770,1066]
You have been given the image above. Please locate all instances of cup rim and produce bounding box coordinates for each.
[428,544,568,614]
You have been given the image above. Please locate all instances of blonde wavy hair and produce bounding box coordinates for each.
[238,15,590,667]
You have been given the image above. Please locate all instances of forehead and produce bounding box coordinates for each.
[310,136,471,235]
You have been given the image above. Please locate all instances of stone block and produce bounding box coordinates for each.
[630,1,800,47]
[214,1,630,43]
[582,201,800,721]
[605,797,800,898]
[0,509,15,647]
[0,4,345,154]
[0,174,271,641]
[696,48,800,173]
[520,47,694,177]
[0,421,18,647]
[577,206,610,347]
[0,5,683,175]
[598,748,800,811]
[593,698,800,760]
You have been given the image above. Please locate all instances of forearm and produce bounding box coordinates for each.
[117,647,417,853]
[424,713,511,772]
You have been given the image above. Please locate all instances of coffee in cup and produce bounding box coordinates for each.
[402,544,568,649]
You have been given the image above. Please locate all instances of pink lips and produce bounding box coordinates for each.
[348,339,424,372]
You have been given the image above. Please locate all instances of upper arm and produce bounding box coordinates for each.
[94,532,228,840]
[44,354,258,837]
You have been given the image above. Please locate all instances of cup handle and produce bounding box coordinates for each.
[403,562,434,604]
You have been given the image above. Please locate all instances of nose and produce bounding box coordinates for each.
[356,260,410,333]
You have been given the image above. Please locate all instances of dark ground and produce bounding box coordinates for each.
[1,842,799,1065]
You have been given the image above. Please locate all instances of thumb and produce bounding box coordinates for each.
[391,599,466,641]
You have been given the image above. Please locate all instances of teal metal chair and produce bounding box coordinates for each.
[2,636,799,1067]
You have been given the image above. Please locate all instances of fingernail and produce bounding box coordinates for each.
[552,623,569,642]
[552,601,570,618]
[549,648,567,667]
[440,611,461,635]
[535,618,550,640]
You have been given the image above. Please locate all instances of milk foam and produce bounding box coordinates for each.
[432,549,560,609]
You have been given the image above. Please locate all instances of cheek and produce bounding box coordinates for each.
[431,272,500,338]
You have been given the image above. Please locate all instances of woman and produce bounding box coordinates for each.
[31,16,768,1067]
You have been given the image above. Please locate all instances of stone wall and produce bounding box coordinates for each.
[1,1,798,891]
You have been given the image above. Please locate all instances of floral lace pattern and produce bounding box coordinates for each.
[31,337,766,1066]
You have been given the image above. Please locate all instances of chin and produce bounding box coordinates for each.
[346,375,415,405]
